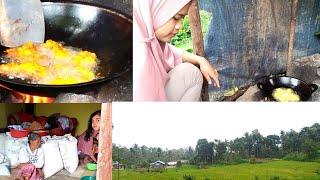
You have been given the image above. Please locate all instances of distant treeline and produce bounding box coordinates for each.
[113,123,320,168]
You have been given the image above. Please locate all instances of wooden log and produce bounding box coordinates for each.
[97,103,112,180]
[188,0,209,101]
[222,85,252,101]
[287,0,298,76]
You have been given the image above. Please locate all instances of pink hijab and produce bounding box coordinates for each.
[133,0,191,101]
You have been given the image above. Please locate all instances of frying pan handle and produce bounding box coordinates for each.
[269,74,285,78]
[310,84,318,93]
[257,82,264,90]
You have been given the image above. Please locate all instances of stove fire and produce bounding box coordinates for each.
[9,92,55,103]
[0,85,54,103]
[0,72,132,102]
[20,94,54,103]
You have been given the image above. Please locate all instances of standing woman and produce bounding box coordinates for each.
[77,110,101,164]
[133,0,220,101]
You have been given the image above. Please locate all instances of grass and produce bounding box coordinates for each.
[112,160,320,180]
[170,10,212,53]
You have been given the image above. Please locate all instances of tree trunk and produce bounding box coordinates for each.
[188,0,209,101]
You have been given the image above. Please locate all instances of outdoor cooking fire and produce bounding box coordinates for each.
[0,84,54,103]
[19,94,54,103]
[10,91,54,103]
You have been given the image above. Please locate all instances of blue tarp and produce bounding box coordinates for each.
[199,0,320,99]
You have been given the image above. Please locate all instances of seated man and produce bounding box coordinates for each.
[15,132,45,180]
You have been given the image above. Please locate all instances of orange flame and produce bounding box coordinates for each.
[22,94,54,103]
[0,84,54,103]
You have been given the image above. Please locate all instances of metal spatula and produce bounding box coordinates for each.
[0,0,45,47]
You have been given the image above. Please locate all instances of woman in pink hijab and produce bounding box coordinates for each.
[133,0,220,101]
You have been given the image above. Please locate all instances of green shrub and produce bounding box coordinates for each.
[176,160,182,168]
[150,168,165,173]
[170,10,212,53]
[225,154,248,165]
[283,152,308,161]
[197,162,209,169]
[134,168,147,174]
[315,169,320,175]
[314,157,320,163]
[270,176,280,180]
[249,157,263,164]
[139,161,150,168]
[183,174,195,180]
[170,15,192,52]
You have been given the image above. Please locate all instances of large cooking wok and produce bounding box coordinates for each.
[257,75,318,101]
[0,1,132,96]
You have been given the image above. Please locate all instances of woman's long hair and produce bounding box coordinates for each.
[84,110,101,141]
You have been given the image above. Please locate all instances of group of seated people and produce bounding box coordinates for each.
[13,110,101,180]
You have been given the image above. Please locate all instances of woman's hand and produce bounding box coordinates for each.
[182,51,220,87]
[90,155,97,163]
[83,155,97,164]
[198,57,220,87]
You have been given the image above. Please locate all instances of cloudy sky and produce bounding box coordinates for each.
[112,102,319,149]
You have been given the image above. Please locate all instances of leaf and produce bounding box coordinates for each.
[170,10,213,53]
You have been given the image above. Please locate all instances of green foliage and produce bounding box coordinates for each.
[170,15,192,53]
[315,169,320,175]
[139,161,150,168]
[112,144,195,169]
[283,152,309,162]
[315,157,320,163]
[177,160,182,169]
[170,10,212,53]
[225,154,248,165]
[134,168,148,174]
[150,168,165,173]
[195,139,213,165]
[269,176,280,180]
[196,163,209,169]
[249,157,264,164]
[183,174,195,180]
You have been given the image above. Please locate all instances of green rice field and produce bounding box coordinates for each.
[112,160,320,180]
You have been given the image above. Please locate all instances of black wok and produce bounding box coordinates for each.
[0,2,132,96]
[257,75,318,101]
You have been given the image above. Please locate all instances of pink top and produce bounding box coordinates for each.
[77,131,99,156]
[133,0,191,101]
